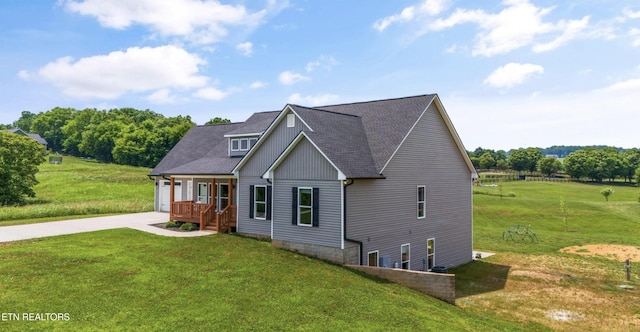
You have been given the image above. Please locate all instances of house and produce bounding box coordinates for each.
[150,94,477,271]
[6,127,48,151]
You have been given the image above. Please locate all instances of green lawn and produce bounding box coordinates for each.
[0,156,154,225]
[472,180,640,254]
[0,231,535,331]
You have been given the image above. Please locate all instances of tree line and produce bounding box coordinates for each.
[468,146,640,184]
[1,108,230,168]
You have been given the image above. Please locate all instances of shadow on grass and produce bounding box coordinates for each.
[450,260,511,299]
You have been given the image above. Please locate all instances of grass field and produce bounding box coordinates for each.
[453,180,640,331]
[0,230,537,331]
[0,156,154,225]
[1,160,639,330]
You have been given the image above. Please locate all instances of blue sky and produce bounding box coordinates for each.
[1,0,639,151]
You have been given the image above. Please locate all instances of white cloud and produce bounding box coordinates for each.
[305,55,339,72]
[533,16,590,52]
[193,86,231,100]
[236,42,253,56]
[373,0,450,31]
[623,8,640,19]
[29,45,208,99]
[278,71,309,85]
[447,84,639,150]
[147,89,177,104]
[64,0,287,45]
[381,0,594,56]
[249,81,266,89]
[598,77,640,92]
[287,93,339,106]
[484,63,544,88]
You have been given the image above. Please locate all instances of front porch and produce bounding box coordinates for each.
[168,177,237,233]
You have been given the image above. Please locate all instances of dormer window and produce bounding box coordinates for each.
[230,136,259,156]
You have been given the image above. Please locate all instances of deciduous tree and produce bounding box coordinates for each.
[0,131,46,205]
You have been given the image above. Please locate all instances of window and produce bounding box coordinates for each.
[249,185,271,220]
[217,183,229,211]
[292,187,319,227]
[254,185,266,219]
[197,183,210,204]
[417,185,426,219]
[427,238,435,271]
[368,251,379,267]
[298,188,312,226]
[231,138,254,152]
[401,244,410,270]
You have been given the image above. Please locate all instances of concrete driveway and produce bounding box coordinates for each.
[0,212,214,243]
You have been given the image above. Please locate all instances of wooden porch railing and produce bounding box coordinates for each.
[214,205,237,233]
[171,201,211,223]
[200,204,216,231]
[171,201,236,233]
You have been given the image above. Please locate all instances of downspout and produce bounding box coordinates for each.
[343,179,363,265]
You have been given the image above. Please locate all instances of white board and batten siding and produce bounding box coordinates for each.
[236,109,308,236]
[346,102,473,269]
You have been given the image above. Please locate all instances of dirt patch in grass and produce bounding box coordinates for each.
[560,244,640,262]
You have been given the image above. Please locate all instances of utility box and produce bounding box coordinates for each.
[379,255,391,268]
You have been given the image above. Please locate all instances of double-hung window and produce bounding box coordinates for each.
[401,244,410,270]
[197,183,210,204]
[292,187,319,227]
[298,188,313,226]
[254,185,267,219]
[249,185,271,220]
[427,238,435,271]
[417,185,426,219]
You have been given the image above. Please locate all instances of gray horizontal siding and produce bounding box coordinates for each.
[274,138,338,180]
[346,102,473,270]
[272,179,342,248]
[240,110,307,177]
[237,176,271,236]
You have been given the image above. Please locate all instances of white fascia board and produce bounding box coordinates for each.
[223,132,263,138]
[262,131,346,180]
[232,105,313,174]
[379,95,477,178]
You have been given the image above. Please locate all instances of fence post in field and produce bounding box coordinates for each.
[626,259,631,281]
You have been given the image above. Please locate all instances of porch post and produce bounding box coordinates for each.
[169,177,175,217]
[228,178,233,206]
[211,178,216,211]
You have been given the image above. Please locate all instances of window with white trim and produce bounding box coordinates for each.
[197,183,210,204]
[298,188,312,226]
[292,187,319,227]
[427,238,435,271]
[231,139,240,151]
[231,138,253,152]
[217,183,229,211]
[417,185,426,219]
[368,251,379,267]
[401,244,410,270]
[254,185,267,219]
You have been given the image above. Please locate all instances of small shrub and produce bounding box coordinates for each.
[600,187,614,202]
[165,221,179,228]
[506,192,516,197]
[180,222,198,231]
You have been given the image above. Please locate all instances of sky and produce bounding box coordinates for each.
[1,0,639,151]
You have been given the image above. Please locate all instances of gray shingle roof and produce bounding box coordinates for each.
[6,128,49,145]
[288,105,381,178]
[149,111,278,176]
[316,94,436,173]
